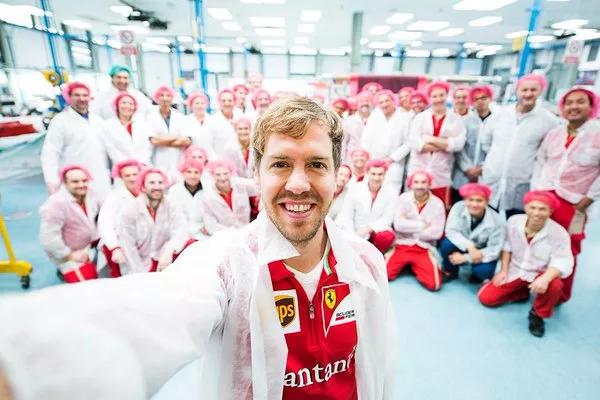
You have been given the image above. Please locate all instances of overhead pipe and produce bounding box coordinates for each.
[38,0,65,108]
[518,0,543,77]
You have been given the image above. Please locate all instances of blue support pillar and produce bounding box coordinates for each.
[518,0,543,77]
[174,38,185,100]
[424,55,433,74]
[39,0,65,108]
[104,34,113,66]
[395,44,404,72]
[455,42,466,75]
[194,0,209,97]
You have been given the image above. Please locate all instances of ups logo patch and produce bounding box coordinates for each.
[275,295,296,328]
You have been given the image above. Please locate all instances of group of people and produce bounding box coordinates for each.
[37,65,599,339]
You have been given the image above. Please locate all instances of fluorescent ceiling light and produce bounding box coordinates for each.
[12,5,51,17]
[177,35,192,42]
[369,26,391,35]
[236,37,248,43]
[255,27,286,36]
[0,3,33,28]
[110,25,150,34]
[432,48,451,57]
[469,16,503,27]
[208,8,232,20]
[388,31,422,41]
[410,40,422,47]
[107,39,122,49]
[320,48,346,56]
[439,28,464,37]
[261,39,285,46]
[72,47,91,54]
[551,19,588,30]
[453,0,517,11]
[360,38,369,45]
[574,29,600,40]
[295,37,309,44]
[368,41,394,49]
[482,45,503,52]
[241,0,285,3]
[386,13,413,25]
[249,17,285,27]
[374,50,384,57]
[463,42,478,48]
[301,10,321,23]
[289,46,317,55]
[62,20,93,30]
[92,37,106,45]
[204,46,231,53]
[142,43,171,53]
[223,22,242,31]
[505,30,528,39]
[298,24,315,33]
[528,35,554,43]
[146,37,171,44]
[341,46,352,52]
[110,5,133,16]
[407,21,450,32]
[406,49,430,57]
[262,47,288,54]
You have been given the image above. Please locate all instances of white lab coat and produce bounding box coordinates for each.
[0,215,397,399]
[342,113,366,164]
[392,191,445,253]
[89,86,152,120]
[335,181,396,239]
[531,119,600,205]
[118,196,188,274]
[97,186,137,251]
[147,106,189,181]
[481,103,558,210]
[39,187,101,273]
[222,140,255,178]
[407,109,466,190]
[361,110,412,192]
[40,108,111,200]
[180,114,218,160]
[445,201,505,263]
[167,182,209,241]
[503,214,573,283]
[452,110,497,189]
[205,111,238,157]
[328,185,350,221]
[103,117,153,165]
[202,179,257,234]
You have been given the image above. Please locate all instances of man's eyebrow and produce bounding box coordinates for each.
[266,155,331,162]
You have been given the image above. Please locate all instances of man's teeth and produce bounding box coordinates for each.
[285,204,311,213]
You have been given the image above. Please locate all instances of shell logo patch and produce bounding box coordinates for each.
[275,294,296,328]
[325,289,337,309]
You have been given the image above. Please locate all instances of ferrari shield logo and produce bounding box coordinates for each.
[325,289,337,309]
[275,295,296,328]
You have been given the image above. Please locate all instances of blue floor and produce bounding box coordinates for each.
[1,177,599,399]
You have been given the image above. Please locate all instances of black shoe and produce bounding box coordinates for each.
[468,274,484,284]
[442,272,458,283]
[528,309,545,338]
[56,270,65,282]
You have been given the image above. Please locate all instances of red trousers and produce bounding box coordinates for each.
[102,245,122,278]
[431,187,452,211]
[478,276,563,318]
[387,244,442,291]
[549,191,587,302]
[369,230,395,253]
[63,262,98,283]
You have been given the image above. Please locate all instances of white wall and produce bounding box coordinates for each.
[429,58,455,76]
[402,57,427,75]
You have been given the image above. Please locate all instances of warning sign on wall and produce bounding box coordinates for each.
[563,38,584,65]
[119,30,138,56]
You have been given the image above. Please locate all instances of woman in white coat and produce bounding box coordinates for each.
[147,86,190,184]
[41,82,111,200]
[103,93,152,166]
[181,92,217,159]
[222,118,255,179]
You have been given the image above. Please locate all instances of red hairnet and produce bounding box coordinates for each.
[233,84,249,94]
[331,98,350,110]
[468,85,494,104]
[376,89,398,104]
[523,190,559,212]
[134,168,169,193]
[205,159,238,176]
[559,86,599,119]
[426,81,451,97]
[61,82,91,105]
[458,183,492,201]
[516,74,548,91]
[152,86,176,103]
[365,159,389,172]
[409,92,430,107]
[453,85,470,99]
[398,87,415,95]
[178,159,205,174]
[111,159,142,179]
[59,164,93,182]
[407,170,434,188]
[186,92,209,110]
[112,92,138,116]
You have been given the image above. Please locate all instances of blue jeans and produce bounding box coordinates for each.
[439,238,497,280]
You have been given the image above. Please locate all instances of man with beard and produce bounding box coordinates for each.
[90,65,152,120]
[481,74,558,218]
[117,168,187,274]
[39,165,101,283]
[41,82,111,200]
[331,98,350,118]
[342,92,371,164]
[531,86,600,302]
[478,191,573,337]
[386,170,445,291]
[0,98,396,399]
[350,148,370,182]
[408,91,429,118]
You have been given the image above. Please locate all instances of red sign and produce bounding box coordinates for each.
[120,46,138,56]
[563,39,584,65]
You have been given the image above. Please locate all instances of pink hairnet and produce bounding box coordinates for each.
[376,89,397,105]
[177,159,205,174]
[365,159,389,172]
[61,82,91,105]
[516,74,548,91]
[186,92,209,110]
[407,170,434,188]
[111,159,142,179]
[331,98,350,110]
[134,168,169,193]
[218,88,237,103]
[458,183,492,201]
[59,164,93,182]
[233,84,250,94]
[452,85,470,99]
[362,82,384,92]
[426,81,451,97]
[523,190,559,211]
[339,164,353,179]
[469,85,494,104]
[252,89,272,108]
[234,117,253,128]
[347,97,358,111]
[350,148,371,160]
[205,159,238,176]
[152,86,176,103]
[356,91,372,102]
[112,92,138,116]
[398,87,415,95]
[409,92,430,106]
[183,146,209,163]
[559,86,599,119]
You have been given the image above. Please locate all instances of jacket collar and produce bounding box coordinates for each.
[460,205,492,235]
[516,214,550,244]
